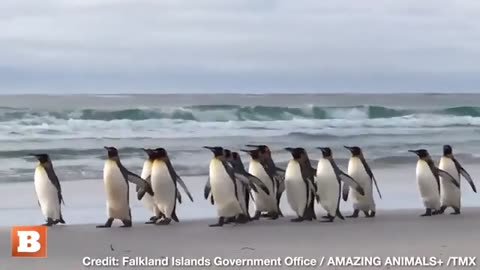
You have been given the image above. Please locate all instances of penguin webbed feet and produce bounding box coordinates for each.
[321,214,335,223]
[420,209,433,217]
[42,218,55,227]
[209,217,225,227]
[290,217,304,222]
[120,219,132,228]
[155,218,171,226]
[96,218,114,228]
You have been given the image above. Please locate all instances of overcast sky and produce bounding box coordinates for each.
[0,0,479,94]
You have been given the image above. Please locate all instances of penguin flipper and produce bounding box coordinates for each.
[339,173,365,196]
[204,178,211,200]
[360,157,382,199]
[176,176,194,202]
[437,168,460,188]
[342,182,350,201]
[452,158,476,192]
[247,174,270,195]
[177,190,182,204]
[210,195,215,205]
[234,173,251,186]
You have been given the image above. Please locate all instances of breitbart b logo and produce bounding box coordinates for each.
[11,226,47,257]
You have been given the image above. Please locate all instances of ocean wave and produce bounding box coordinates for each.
[3,105,480,122]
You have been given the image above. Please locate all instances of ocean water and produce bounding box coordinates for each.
[1,93,480,183]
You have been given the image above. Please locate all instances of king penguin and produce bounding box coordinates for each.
[409,149,459,216]
[97,146,154,228]
[149,148,193,225]
[438,145,477,215]
[344,146,382,218]
[204,146,248,227]
[242,148,280,220]
[284,147,317,222]
[315,147,365,222]
[140,148,162,223]
[31,153,65,226]
[229,150,270,220]
[246,144,285,216]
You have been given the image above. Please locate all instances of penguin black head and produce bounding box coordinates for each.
[104,146,119,159]
[142,148,155,160]
[203,146,224,157]
[154,148,168,159]
[345,146,362,157]
[317,147,332,158]
[246,144,271,156]
[223,149,232,160]
[409,149,429,159]
[30,153,50,164]
[285,147,304,160]
[443,145,453,156]
[241,149,260,160]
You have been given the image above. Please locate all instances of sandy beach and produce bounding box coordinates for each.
[1,165,480,269]
[1,208,480,269]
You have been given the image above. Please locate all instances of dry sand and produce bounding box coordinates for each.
[1,208,480,270]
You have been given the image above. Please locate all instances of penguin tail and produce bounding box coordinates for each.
[172,211,179,222]
[56,215,66,224]
[336,209,345,220]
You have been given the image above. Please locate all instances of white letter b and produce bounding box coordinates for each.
[17,231,41,253]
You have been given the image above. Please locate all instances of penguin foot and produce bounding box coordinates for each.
[290,217,304,222]
[149,216,158,221]
[452,207,461,215]
[366,211,376,218]
[156,218,171,226]
[235,214,249,224]
[120,219,132,228]
[321,218,334,223]
[42,218,55,227]
[347,210,360,218]
[96,218,114,228]
[267,212,279,220]
[321,215,331,219]
[420,209,432,217]
[224,217,236,224]
[437,206,447,215]
[209,217,225,227]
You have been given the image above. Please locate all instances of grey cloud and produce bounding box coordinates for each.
[0,0,479,93]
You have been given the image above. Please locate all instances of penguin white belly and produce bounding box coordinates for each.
[151,161,177,219]
[209,159,243,217]
[285,160,308,217]
[248,161,277,212]
[34,167,61,220]
[316,159,339,216]
[103,160,130,219]
[439,158,460,208]
[416,161,441,210]
[140,161,158,215]
[348,158,375,211]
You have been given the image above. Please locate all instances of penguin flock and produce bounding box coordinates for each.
[29,144,476,227]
